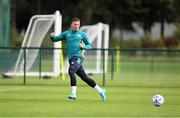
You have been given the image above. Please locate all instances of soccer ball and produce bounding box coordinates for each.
[152,94,164,106]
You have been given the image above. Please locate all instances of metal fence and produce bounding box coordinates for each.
[0,47,180,86]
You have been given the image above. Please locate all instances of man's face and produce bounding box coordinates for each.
[71,21,80,31]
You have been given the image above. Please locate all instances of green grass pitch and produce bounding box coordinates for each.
[0,72,180,117]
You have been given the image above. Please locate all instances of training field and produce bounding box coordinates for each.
[0,71,180,117]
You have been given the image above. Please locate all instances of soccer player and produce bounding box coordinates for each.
[50,17,106,101]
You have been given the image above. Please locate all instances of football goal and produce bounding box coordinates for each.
[78,23,109,74]
[4,10,64,77]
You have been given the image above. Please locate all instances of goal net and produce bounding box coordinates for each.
[5,10,63,77]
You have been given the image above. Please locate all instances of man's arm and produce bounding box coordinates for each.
[81,32,92,49]
[50,32,65,42]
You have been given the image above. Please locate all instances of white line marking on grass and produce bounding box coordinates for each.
[0,87,24,92]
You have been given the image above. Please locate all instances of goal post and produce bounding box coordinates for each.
[78,22,110,74]
[54,11,65,80]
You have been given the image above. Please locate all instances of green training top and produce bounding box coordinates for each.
[51,29,92,60]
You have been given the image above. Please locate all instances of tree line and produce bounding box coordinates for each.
[11,0,180,48]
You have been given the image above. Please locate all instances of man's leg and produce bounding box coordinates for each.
[68,57,81,100]
[68,66,77,100]
[76,66,96,88]
[76,66,106,101]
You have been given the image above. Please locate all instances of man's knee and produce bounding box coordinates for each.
[68,65,77,75]
[68,69,75,76]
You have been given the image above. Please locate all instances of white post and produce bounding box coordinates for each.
[103,24,109,73]
[54,10,61,76]
[96,23,102,73]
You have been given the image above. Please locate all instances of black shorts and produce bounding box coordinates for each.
[69,56,83,73]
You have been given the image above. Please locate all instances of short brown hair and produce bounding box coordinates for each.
[71,17,80,22]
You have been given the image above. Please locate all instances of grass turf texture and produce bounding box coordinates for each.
[0,72,180,117]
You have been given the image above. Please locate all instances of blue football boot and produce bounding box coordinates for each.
[99,89,106,102]
[68,93,77,100]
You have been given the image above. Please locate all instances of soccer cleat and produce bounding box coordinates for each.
[68,93,77,100]
[99,89,106,102]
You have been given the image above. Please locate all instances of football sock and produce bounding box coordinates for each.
[71,86,77,95]
[94,85,102,93]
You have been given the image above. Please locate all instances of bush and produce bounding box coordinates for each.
[163,36,179,48]
[10,27,23,47]
[140,34,153,48]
